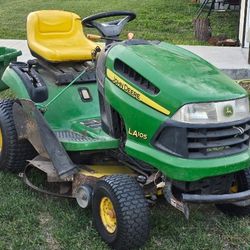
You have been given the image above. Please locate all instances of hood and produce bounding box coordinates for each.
[106,41,246,116]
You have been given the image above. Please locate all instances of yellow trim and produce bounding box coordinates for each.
[100,197,117,233]
[107,69,170,115]
[230,183,238,193]
[0,128,3,152]
[79,165,135,178]
[157,188,163,196]
[236,79,250,84]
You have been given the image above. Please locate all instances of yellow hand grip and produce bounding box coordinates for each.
[87,34,102,41]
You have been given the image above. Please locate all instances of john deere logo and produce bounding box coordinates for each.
[224,105,234,117]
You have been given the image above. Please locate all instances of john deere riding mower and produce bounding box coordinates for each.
[0,10,250,249]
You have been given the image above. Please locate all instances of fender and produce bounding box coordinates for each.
[1,66,30,98]
[1,63,48,103]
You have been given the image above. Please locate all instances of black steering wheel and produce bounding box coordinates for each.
[82,11,136,38]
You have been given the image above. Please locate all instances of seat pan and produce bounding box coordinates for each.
[30,39,95,62]
[27,10,97,62]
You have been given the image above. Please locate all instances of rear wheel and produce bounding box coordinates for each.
[92,175,150,250]
[216,168,250,216]
[0,99,36,171]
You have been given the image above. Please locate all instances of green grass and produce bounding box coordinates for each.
[0,0,247,249]
[0,171,250,250]
[0,0,239,44]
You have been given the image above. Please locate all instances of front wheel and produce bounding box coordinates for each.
[216,168,250,216]
[92,175,150,250]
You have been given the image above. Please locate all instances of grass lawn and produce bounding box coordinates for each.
[0,0,249,249]
[1,171,250,250]
[0,0,239,44]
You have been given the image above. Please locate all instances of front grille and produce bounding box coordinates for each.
[152,118,250,159]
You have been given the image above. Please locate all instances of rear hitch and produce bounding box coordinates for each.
[163,182,189,219]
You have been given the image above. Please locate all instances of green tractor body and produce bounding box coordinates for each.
[0,9,250,249]
[2,41,249,181]
[102,42,249,181]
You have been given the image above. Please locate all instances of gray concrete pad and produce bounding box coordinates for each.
[0,39,249,80]
[0,39,33,62]
[179,45,249,70]
[179,45,250,80]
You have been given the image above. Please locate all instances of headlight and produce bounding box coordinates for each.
[172,97,249,124]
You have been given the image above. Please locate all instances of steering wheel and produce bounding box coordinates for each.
[82,11,136,38]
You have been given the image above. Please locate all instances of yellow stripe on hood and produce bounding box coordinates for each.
[107,69,170,115]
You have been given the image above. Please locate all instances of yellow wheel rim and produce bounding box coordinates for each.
[0,128,3,152]
[100,197,117,234]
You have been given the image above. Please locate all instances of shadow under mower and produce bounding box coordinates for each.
[1,10,250,249]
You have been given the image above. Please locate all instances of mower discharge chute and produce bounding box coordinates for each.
[0,9,250,249]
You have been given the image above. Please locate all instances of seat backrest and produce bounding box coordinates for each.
[27,10,96,62]
[27,10,85,41]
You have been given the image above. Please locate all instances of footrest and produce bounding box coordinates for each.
[54,129,119,151]
[55,130,99,142]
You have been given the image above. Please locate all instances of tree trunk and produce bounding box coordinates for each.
[194,18,212,41]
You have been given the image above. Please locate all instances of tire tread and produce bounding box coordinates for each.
[0,99,36,171]
[93,174,150,249]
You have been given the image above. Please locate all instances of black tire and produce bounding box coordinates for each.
[216,168,250,216]
[0,99,36,171]
[92,175,150,250]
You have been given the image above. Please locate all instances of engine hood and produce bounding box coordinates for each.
[106,41,246,116]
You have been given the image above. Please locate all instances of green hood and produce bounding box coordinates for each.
[107,42,246,116]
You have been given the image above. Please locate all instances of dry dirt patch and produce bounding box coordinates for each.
[39,213,61,250]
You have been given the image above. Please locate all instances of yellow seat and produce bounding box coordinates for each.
[27,10,97,62]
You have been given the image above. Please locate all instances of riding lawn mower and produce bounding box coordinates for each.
[0,10,250,249]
